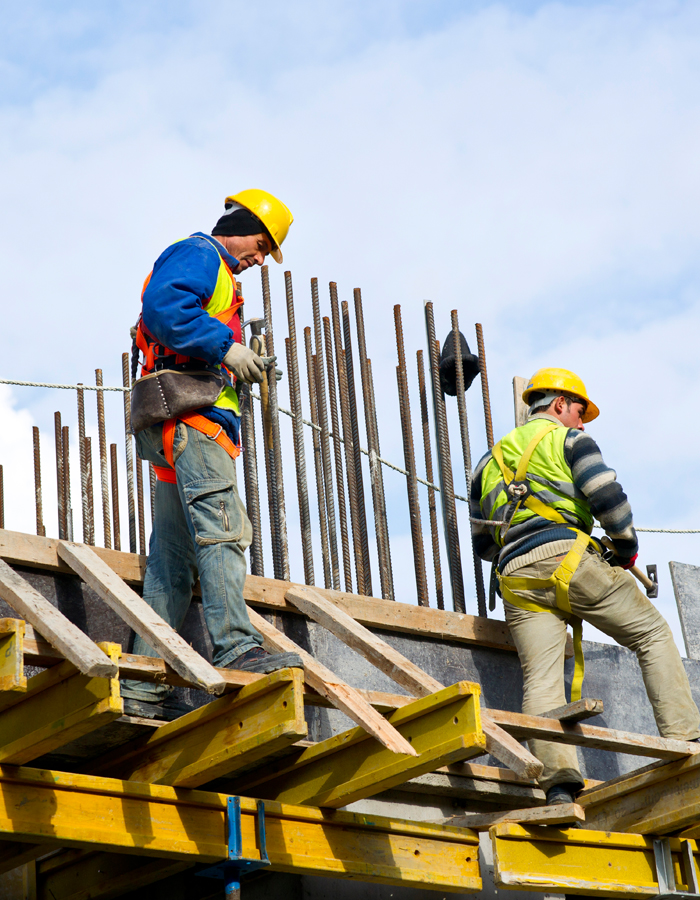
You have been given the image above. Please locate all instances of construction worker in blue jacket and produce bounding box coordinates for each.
[470,368,700,804]
[121,190,302,720]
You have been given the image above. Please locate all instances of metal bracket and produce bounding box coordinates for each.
[197,796,271,895]
[652,838,700,900]
[647,564,659,599]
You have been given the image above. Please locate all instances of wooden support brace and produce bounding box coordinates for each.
[491,823,697,897]
[445,803,585,831]
[0,619,25,692]
[0,643,122,765]
[91,668,307,787]
[247,605,417,756]
[0,558,116,677]
[233,681,486,808]
[399,772,545,807]
[56,541,226,694]
[0,766,482,893]
[285,585,543,780]
[541,698,604,722]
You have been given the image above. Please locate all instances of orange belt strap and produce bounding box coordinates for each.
[162,413,240,471]
[152,465,177,483]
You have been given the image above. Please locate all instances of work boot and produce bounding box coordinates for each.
[228,646,303,674]
[123,696,194,721]
[545,782,581,806]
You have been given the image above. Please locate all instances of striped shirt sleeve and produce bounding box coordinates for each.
[564,430,638,563]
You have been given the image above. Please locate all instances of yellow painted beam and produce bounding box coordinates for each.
[0,765,481,893]
[92,668,307,787]
[240,680,486,808]
[491,823,697,897]
[0,618,25,692]
[0,643,122,764]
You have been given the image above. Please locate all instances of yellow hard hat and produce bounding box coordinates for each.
[225,189,293,264]
[522,367,599,423]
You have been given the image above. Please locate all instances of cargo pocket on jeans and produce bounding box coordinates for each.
[183,479,244,545]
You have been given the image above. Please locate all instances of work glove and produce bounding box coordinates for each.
[619,553,638,571]
[223,343,264,384]
[259,356,283,382]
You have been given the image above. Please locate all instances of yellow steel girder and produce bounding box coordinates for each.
[0,619,25,693]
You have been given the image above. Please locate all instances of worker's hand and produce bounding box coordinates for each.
[259,357,283,382]
[223,342,264,384]
[620,553,638,571]
[275,366,283,382]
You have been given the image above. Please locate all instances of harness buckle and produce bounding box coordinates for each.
[207,425,223,441]
[506,480,531,501]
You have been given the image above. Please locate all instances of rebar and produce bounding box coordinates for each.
[311,279,340,590]
[331,284,367,595]
[54,411,66,539]
[261,266,289,581]
[122,353,137,553]
[475,324,494,449]
[240,383,264,577]
[0,465,4,529]
[451,310,486,617]
[305,327,331,588]
[77,384,90,543]
[417,350,444,610]
[394,306,428,606]
[62,425,73,540]
[135,454,145,555]
[354,288,393,600]
[32,426,45,537]
[284,272,314,585]
[84,436,95,546]
[323,315,352,593]
[259,331,281,579]
[425,302,465,612]
[341,300,373,596]
[110,443,121,551]
[95,369,111,549]
[149,462,156,528]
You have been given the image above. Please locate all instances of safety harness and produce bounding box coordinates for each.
[492,422,599,702]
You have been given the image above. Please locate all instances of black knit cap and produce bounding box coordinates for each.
[212,203,273,241]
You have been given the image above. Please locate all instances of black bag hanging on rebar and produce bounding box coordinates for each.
[439,330,480,396]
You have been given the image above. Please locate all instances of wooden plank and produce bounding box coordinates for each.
[0,843,53,877]
[513,376,528,427]
[233,681,486,808]
[247,606,417,756]
[491,823,695,897]
[445,803,585,831]
[399,772,545,806]
[57,541,226,695]
[670,561,700,659]
[0,643,122,765]
[487,707,700,759]
[0,618,25,692]
[91,669,307,787]
[0,765,481,892]
[540,698,604,721]
[0,558,116,678]
[36,852,190,900]
[284,585,543,780]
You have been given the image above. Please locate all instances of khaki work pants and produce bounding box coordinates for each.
[504,545,700,791]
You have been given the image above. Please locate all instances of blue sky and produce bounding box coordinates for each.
[1,0,700,645]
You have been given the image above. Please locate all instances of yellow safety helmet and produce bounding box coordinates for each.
[225,189,293,264]
[522,367,599,423]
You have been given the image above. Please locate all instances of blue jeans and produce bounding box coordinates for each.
[121,421,263,703]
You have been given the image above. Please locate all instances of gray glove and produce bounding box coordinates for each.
[223,343,264,384]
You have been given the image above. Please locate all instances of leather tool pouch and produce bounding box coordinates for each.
[130,369,225,433]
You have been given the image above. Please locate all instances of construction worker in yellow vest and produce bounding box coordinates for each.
[470,367,700,805]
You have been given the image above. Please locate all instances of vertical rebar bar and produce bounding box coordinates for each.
[305,327,331,588]
[77,385,89,543]
[0,465,4,529]
[451,310,487,617]
[475,324,494,450]
[393,306,429,606]
[331,285,367,595]
[323,315,352,593]
[259,331,281,579]
[54,411,66,540]
[354,288,394,601]
[135,455,145,555]
[95,369,111,549]
[311,279,340,590]
[32,426,45,537]
[122,353,137,553]
[261,266,290,581]
[84,436,95,546]
[240,384,264,577]
[425,302,465,613]
[148,463,156,528]
[284,272,314,585]
[62,425,73,540]
[110,443,121,552]
[341,300,373,596]
[417,350,444,610]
